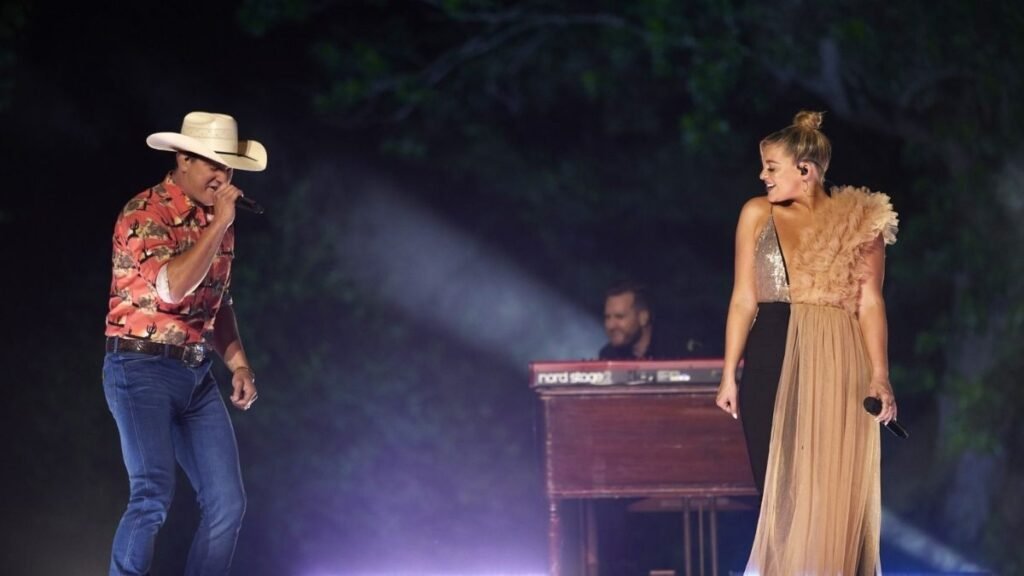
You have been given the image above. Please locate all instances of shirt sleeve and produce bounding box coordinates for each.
[155,263,184,304]
[112,198,181,291]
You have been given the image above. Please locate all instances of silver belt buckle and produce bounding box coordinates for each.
[183,343,207,367]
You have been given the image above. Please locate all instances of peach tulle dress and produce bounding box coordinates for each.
[743,186,898,575]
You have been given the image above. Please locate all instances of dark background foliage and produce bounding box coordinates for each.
[2,0,1023,574]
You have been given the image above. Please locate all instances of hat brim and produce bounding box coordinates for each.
[146,132,267,172]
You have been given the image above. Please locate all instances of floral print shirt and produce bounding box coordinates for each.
[105,175,233,345]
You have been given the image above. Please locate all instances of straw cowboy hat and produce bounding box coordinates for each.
[146,111,267,172]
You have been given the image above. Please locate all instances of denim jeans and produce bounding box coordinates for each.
[103,351,246,576]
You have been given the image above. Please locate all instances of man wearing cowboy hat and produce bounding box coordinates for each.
[102,111,266,575]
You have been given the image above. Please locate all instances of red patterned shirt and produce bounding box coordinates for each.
[105,176,234,345]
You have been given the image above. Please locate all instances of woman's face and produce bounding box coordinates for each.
[759,143,803,204]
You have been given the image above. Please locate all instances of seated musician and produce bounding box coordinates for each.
[596,281,688,571]
[599,281,680,360]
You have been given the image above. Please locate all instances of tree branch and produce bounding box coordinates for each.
[334,3,700,123]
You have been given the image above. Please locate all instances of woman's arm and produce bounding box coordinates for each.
[858,235,897,424]
[716,198,766,418]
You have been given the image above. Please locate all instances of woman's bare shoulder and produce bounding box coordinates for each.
[737,195,772,228]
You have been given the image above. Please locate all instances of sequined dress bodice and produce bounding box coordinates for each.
[754,214,791,303]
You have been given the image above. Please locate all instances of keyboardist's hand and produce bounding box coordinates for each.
[716,377,739,420]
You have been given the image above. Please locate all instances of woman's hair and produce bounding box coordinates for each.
[761,110,831,179]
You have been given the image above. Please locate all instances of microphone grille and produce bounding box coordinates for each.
[863,397,882,415]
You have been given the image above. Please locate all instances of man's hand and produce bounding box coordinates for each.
[230,366,258,411]
[212,183,243,225]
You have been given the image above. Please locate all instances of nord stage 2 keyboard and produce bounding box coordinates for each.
[529,359,731,387]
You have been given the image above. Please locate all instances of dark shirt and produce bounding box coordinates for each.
[597,330,682,360]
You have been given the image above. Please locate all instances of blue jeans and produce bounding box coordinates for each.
[103,352,246,576]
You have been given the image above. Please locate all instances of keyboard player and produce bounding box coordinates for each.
[599,281,681,361]
[595,281,689,572]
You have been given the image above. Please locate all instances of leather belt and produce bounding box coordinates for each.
[105,337,210,368]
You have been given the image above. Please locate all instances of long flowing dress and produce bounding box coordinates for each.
[741,186,899,575]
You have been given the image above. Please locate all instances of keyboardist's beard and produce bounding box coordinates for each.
[609,328,643,351]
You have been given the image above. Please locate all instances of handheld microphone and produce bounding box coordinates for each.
[863,397,909,439]
[237,196,265,215]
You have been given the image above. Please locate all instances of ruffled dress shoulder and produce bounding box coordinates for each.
[789,186,898,314]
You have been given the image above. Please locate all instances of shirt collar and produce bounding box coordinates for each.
[162,172,212,221]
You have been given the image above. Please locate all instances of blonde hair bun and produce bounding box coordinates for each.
[761,109,832,177]
[793,110,824,131]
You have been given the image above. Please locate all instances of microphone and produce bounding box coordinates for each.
[863,397,909,439]
[237,196,265,215]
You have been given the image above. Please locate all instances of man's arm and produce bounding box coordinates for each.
[162,185,241,303]
[213,303,258,410]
